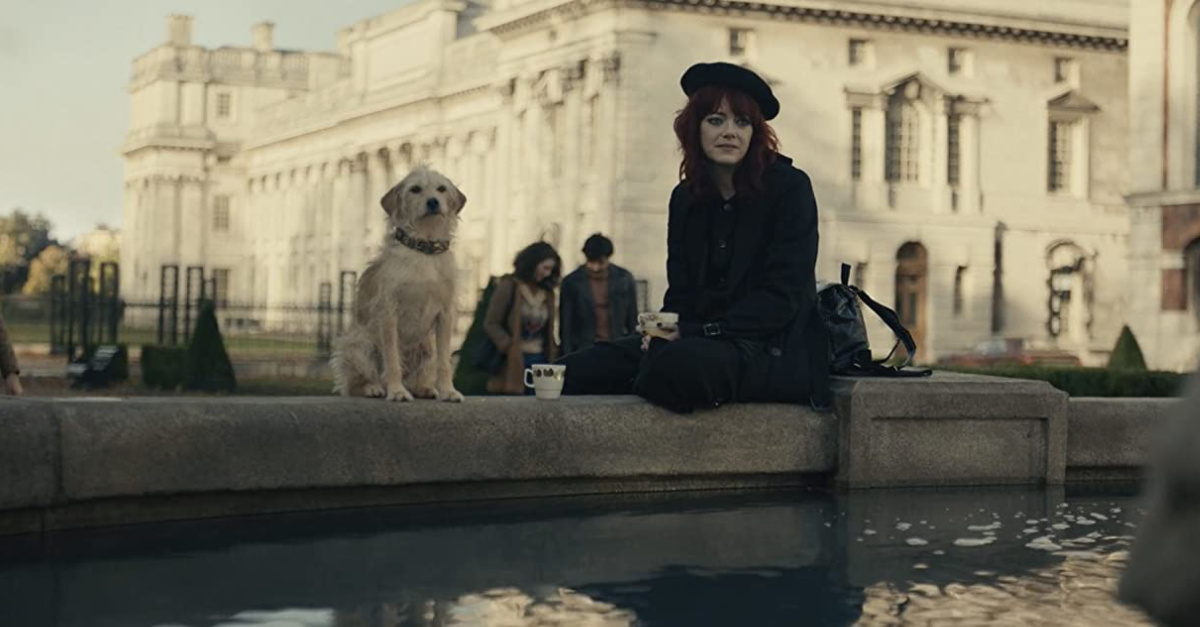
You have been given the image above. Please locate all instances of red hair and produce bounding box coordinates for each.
[673,84,779,199]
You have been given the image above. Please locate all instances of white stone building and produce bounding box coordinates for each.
[72,225,121,263]
[122,0,1131,364]
[1126,0,1200,371]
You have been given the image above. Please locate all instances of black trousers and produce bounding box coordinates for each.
[558,335,763,413]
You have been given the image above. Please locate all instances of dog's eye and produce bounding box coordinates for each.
[437,185,447,193]
[408,186,422,194]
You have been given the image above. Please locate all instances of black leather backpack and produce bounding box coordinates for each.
[817,263,932,377]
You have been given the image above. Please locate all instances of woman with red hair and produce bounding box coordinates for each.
[560,62,830,413]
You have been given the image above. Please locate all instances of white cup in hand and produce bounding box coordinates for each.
[638,312,680,340]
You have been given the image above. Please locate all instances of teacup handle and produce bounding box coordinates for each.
[524,368,535,388]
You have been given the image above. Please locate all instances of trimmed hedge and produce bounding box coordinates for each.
[1108,325,1148,371]
[940,365,1186,398]
[141,345,187,391]
[184,300,236,393]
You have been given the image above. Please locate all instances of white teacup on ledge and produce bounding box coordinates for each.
[524,364,566,400]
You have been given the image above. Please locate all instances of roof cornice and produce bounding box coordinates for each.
[479,0,1127,51]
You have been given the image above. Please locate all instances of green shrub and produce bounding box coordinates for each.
[141,345,187,390]
[940,364,1185,397]
[183,300,236,393]
[1107,325,1148,371]
[453,276,498,396]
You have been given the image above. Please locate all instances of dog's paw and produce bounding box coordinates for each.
[412,385,440,400]
[362,383,386,398]
[438,387,465,403]
[386,384,415,402]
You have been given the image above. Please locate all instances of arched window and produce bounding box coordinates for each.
[895,242,928,358]
[886,85,922,183]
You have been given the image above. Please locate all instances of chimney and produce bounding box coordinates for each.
[166,14,193,48]
[252,21,275,52]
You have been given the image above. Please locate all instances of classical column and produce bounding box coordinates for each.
[331,158,349,277]
[933,97,950,213]
[961,111,983,214]
[492,83,515,275]
[366,148,390,248]
[348,153,369,271]
[562,60,584,258]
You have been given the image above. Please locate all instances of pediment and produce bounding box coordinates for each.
[1048,90,1100,113]
[880,72,950,99]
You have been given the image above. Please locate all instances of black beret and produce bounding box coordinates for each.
[680,62,779,121]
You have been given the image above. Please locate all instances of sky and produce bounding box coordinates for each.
[0,0,408,243]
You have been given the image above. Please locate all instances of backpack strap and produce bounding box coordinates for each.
[853,287,920,369]
[840,263,851,286]
[844,361,933,377]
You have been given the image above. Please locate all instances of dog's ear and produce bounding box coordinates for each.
[449,181,467,214]
[380,182,404,217]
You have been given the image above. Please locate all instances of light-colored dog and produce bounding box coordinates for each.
[331,166,466,402]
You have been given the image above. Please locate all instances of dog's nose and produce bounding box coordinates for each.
[425,197,440,214]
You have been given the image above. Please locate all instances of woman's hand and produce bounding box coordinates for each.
[640,324,681,352]
[4,373,22,396]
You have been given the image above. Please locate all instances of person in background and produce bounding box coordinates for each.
[484,241,562,395]
[559,233,639,356]
[0,310,23,396]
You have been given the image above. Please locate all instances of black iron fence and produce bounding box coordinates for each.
[1,268,653,366]
[3,295,344,363]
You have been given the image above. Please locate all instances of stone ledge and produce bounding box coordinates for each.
[833,372,1068,488]
[1067,397,1176,468]
[0,372,1178,534]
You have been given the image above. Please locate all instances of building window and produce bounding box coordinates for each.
[213,195,230,232]
[886,97,921,183]
[216,92,232,119]
[947,114,962,186]
[851,108,863,181]
[212,268,230,306]
[1048,120,1075,193]
[729,28,752,57]
[948,48,969,76]
[849,39,871,67]
[895,243,928,358]
[953,266,967,317]
[1054,57,1076,84]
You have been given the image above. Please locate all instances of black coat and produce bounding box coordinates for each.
[559,263,639,355]
[661,155,830,406]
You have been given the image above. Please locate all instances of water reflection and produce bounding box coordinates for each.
[331,587,634,626]
[0,486,1153,626]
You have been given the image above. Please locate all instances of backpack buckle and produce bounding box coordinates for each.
[703,323,722,337]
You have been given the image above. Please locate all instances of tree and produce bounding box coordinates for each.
[1107,325,1148,371]
[22,245,69,295]
[0,209,54,269]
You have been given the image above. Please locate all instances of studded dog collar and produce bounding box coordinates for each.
[394,228,451,255]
